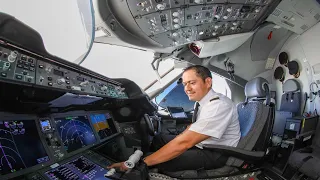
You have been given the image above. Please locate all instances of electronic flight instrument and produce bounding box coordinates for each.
[0,12,155,180]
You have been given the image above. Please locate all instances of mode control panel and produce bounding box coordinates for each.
[36,60,128,99]
[0,47,36,83]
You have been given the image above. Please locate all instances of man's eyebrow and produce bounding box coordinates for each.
[182,80,196,84]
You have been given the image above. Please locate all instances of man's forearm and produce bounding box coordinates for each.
[143,137,190,166]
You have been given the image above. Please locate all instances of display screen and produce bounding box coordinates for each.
[40,119,52,132]
[53,69,64,77]
[167,107,188,118]
[90,113,114,140]
[0,120,49,175]
[54,115,96,153]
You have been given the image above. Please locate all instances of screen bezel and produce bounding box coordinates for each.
[0,112,53,180]
[167,106,188,119]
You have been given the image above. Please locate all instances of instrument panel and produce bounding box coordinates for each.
[0,111,119,179]
[0,44,128,100]
[124,0,276,47]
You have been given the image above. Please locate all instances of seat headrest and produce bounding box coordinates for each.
[283,79,300,93]
[245,77,269,98]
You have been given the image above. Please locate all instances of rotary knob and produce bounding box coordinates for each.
[57,78,66,85]
[8,51,18,63]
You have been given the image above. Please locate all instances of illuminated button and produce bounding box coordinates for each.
[233,22,238,26]
[214,25,220,29]
[172,12,180,17]
[66,81,70,84]
[231,27,236,30]
[1,72,7,77]
[28,58,34,63]
[199,31,204,35]
[212,32,217,36]
[15,75,22,80]
[173,24,180,29]
[172,32,178,37]
[214,15,220,19]
[227,8,232,12]
[21,55,27,60]
[39,65,44,69]
[48,82,53,86]
[173,18,179,23]
[66,76,70,80]
[223,16,228,19]
[156,4,165,10]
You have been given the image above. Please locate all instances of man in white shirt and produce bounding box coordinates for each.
[109,65,241,172]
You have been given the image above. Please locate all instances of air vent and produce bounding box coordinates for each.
[300,24,309,31]
[272,8,282,17]
[314,13,320,20]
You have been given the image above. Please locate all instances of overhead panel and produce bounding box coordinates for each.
[127,0,278,47]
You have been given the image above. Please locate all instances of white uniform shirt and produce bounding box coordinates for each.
[189,89,241,148]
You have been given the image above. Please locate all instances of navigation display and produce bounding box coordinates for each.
[90,113,115,140]
[0,120,49,175]
[54,115,96,153]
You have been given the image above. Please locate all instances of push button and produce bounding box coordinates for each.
[21,55,27,60]
[1,72,7,77]
[48,82,53,86]
[29,67,35,72]
[16,75,22,80]
[39,65,44,69]
[47,77,52,81]
[17,64,23,68]
[23,72,28,75]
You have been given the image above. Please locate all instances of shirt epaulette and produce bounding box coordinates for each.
[210,97,220,102]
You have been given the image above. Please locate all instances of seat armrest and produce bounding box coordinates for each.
[203,145,265,161]
[296,130,314,141]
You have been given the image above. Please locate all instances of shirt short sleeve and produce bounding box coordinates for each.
[189,101,234,139]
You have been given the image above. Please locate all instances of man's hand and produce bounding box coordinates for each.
[107,162,129,172]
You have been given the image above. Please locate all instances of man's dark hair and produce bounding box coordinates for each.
[183,65,212,82]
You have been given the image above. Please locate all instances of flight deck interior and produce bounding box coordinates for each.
[1,0,320,179]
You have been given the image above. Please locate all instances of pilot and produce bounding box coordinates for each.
[108,65,241,172]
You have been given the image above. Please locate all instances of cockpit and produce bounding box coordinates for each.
[1,0,320,180]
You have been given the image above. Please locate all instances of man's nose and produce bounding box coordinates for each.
[185,84,191,91]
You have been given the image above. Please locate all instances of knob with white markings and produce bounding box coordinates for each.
[8,51,18,63]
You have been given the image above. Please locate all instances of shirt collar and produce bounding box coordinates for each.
[198,89,216,107]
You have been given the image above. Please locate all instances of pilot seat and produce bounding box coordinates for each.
[152,77,275,179]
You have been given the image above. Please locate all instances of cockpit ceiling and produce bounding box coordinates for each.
[105,0,279,49]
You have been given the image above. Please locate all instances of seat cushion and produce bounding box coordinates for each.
[288,148,313,168]
[299,157,320,179]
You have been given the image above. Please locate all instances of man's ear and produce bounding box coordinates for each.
[205,77,212,88]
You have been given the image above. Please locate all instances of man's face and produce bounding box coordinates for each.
[182,69,212,101]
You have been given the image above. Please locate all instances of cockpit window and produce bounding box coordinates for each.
[154,73,231,113]
[0,1,94,63]
[81,43,183,92]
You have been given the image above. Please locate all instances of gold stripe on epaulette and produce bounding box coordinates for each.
[210,97,220,102]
